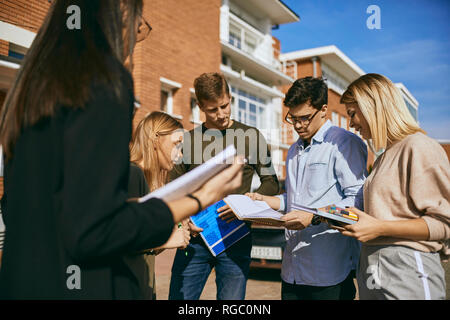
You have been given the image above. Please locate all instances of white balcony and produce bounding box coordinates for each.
[220,7,294,86]
[226,12,275,67]
[321,62,350,95]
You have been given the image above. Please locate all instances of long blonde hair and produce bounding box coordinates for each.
[341,73,425,152]
[130,111,183,191]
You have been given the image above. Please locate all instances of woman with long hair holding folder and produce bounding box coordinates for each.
[0,0,243,299]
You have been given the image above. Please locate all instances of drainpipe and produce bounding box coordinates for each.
[311,56,318,78]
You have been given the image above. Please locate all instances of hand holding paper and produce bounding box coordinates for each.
[223,194,285,227]
[136,145,245,224]
[281,210,314,230]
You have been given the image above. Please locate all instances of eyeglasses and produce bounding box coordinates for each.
[137,16,152,42]
[285,109,320,126]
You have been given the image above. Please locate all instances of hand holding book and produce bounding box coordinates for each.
[217,204,237,223]
[281,210,314,230]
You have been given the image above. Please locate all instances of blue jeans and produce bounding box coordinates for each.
[169,234,252,300]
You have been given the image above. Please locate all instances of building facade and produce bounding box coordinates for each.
[132,0,223,129]
[219,0,299,179]
[0,1,429,188]
[279,45,421,170]
[0,0,300,190]
[438,140,450,161]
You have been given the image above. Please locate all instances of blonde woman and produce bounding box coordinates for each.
[339,73,449,300]
[131,111,185,192]
[129,111,190,299]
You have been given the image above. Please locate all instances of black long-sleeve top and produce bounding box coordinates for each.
[0,60,174,299]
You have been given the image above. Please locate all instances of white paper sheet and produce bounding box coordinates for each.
[224,194,284,220]
[138,144,237,203]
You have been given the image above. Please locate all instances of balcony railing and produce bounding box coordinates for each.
[223,12,282,72]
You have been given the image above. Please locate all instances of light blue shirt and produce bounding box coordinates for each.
[277,120,367,286]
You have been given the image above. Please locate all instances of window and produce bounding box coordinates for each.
[231,86,266,128]
[190,97,201,124]
[229,24,241,49]
[244,34,257,55]
[228,18,261,57]
[404,99,418,121]
[321,64,349,95]
[160,77,182,117]
[160,90,169,112]
[341,116,347,130]
[331,112,339,126]
[8,43,26,61]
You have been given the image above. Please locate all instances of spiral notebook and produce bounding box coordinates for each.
[223,194,285,227]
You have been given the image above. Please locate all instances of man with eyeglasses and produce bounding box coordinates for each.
[248,77,368,300]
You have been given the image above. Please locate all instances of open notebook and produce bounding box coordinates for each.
[223,194,285,227]
[138,144,236,203]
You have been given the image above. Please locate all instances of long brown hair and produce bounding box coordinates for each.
[0,0,143,160]
[130,112,183,192]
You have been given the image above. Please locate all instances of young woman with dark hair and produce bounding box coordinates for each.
[0,0,243,299]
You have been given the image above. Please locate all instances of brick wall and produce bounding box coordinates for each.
[440,144,450,162]
[132,0,221,131]
[0,91,5,198]
[0,40,8,56]
[0,0,51,33]
[272,36,280,59]
[0,0,221,131]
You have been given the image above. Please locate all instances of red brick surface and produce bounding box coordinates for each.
[272,36,280,59]
[0,39,8,56]
[0,0,50,33]
[440,144,450,162]
[0,0,379,179]
[132,0,221,131]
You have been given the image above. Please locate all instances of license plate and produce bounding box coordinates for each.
[251,246,282,260]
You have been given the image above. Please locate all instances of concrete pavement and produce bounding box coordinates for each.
[155,248,450,300]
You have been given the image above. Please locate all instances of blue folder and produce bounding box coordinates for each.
[190,200,250,256]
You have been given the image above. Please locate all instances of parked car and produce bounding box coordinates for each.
[250,224,285,269]
[250,179,286,269]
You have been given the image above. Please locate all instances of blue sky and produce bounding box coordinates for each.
[273,0,450,140]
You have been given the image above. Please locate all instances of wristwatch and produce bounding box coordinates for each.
[311,214,322,226]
